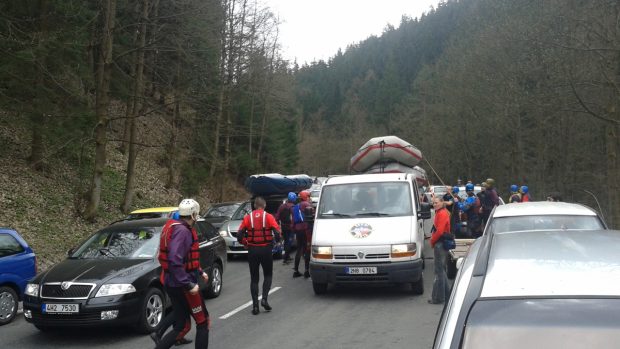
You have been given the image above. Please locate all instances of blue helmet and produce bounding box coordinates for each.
[521,186,529,194]
[287,192,297,202]
[465,183,474,192]
[452,186,459,194]
[510,184,518,193]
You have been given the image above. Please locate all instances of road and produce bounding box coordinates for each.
[3,242,443,349]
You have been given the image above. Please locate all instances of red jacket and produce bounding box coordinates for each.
[237,209,281,246]
[431,208,451,247]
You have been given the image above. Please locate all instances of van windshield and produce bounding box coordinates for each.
[317,182,412,218]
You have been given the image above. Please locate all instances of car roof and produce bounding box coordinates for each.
[130,206,178,214]
[209,201,243,207]
[481,229,620,297]
[324,173,413,185]
[492,201,598,218]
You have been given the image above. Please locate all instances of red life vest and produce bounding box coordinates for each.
[245,210,274,246]
[158,219,201,273]
[522,194,531,202]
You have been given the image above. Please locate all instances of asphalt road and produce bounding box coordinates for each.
[3,240,444,349]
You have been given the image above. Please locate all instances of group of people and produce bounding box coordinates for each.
[150,191,315,349]
[508,184,531,203]
[428,178,501,305]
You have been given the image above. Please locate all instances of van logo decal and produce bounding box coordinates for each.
[357,252,365,259]
[350,223,372,238]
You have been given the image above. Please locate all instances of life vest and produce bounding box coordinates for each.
[245,210,274,246]
[522,194,531,202]
[158,219,201,273]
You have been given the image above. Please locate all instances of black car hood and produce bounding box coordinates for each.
[38,258,153,284]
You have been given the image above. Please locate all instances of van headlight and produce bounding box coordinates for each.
[25,283,39,297]
[391,243,417,258]
[312,246,333,259]
[95,284,136,297]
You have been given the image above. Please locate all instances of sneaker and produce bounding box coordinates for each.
[260,298,272,311]
[303,271,310,278]
[175,338,193,346]
[149,332,161,345]
[293,271,302,278]
[252,304,260,315]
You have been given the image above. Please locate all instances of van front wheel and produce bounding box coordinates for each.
[411,275,424,295]
[312,281,328,295]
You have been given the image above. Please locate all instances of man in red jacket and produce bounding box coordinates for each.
[429,196,451,304]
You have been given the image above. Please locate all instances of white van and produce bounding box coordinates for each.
[310,173,431,294]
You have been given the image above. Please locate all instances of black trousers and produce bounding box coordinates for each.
[247,245,273,304]
[294,230,310,272]
[156,286,209,349]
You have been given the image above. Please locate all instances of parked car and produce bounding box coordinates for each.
[433,227,619,348]
[218,195,288,258]
[202,201,243,229]
[126,207,178,220]
[22,218,226,332]
[0,228,36,325]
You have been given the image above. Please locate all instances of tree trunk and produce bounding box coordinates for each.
[121,0,149,213]
[166,56,182,189]
[84,0,117,221]
[29,0,49,171]
[120,3,139,155]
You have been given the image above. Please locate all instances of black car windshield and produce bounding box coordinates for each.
[205,203,240,218]
[318,182,412,218]
[231,202,252,220]
[489,215,604,233]
[71,228,160,259]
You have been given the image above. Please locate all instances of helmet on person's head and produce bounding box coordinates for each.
[299,190,310,201]
[520,185,529,194]
[452,186,459,194]
[287,192,297,202]
[510,184,518,193]
[486,178,495,188]
[465,183,475,192]
[178,199,200,219]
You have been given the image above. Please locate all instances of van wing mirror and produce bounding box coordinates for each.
[418,202,431,220]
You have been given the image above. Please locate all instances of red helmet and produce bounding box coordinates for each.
[299,190,310,201]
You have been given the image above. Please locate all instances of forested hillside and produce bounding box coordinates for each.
[295,0,619,228]
[0,0,618,269]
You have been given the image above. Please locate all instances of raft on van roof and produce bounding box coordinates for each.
[245,173,313,196]
[350,135,423,173]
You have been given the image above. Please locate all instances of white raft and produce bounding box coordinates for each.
[350,135,423,173]
[365,163,428,185]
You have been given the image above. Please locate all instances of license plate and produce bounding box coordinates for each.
[345,266,377,275]
[42,303,79,314]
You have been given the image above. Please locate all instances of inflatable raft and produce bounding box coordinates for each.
[365,163,428,185]
[245,173,313,196]
[350,135,422,173]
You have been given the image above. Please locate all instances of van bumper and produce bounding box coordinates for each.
[310,259,423,284]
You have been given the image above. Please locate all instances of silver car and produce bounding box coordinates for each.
[218,201,252,256]
[434,202,612,349]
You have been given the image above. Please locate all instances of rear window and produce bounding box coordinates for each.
[318,182,412,218]
[489,215,604,233]
[0,234,25,257]
[462,299,620,349]
[205,203,240,218]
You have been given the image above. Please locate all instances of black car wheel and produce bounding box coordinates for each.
[0,286,18,325]
[411,275,424,295]
[136,288,165,334]
[205,263,223,299]
[312,282,328,295]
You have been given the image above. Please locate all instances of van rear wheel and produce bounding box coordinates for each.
[312,282,328,295]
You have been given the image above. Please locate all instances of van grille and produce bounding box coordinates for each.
[334,253,390,260]
[366,253,390,259]
[334,254,357,260]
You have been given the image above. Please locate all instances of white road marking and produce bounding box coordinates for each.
[219,287,282,319]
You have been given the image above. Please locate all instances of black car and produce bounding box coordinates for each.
[22,218,226,333]
[202,201,243,229]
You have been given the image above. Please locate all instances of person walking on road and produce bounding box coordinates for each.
[293,190,314,278]
[480,178,500,227]
[429,197,451,304]
[276,192,296,264]
[155,199,210,349]
[238,197,282,315]
[443,186,461,236]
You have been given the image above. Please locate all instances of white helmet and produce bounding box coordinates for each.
[178,198,200,219]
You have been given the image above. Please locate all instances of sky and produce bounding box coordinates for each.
[262,0,441,65]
